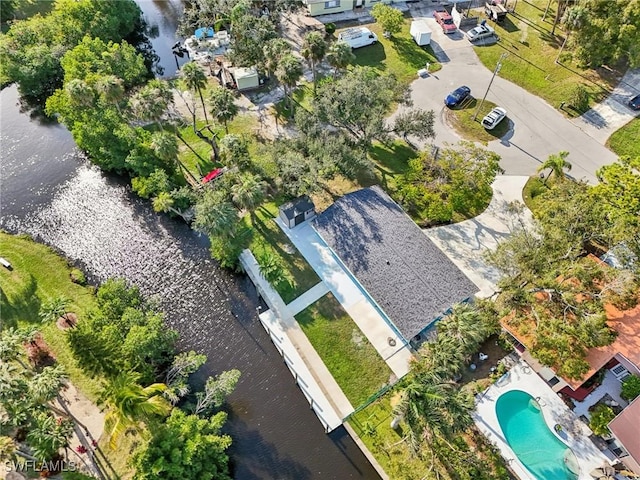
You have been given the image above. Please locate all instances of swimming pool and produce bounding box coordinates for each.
[495,390,579,480]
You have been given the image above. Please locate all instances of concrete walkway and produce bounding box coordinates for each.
[276,218,413,379]
[570,68,640,145]
[240,250,352,431]
[423,176,533,298]
[286,281,330,316]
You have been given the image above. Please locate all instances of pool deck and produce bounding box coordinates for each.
[474,359,612,480]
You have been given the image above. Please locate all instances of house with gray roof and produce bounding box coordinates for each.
[313,185,478,343]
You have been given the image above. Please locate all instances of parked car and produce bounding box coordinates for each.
[445,86,471,108]
[466,24,496,42]
[628,94,640,111]
[337,27,378,49]
[481,107,507,129]
[433,11,457,34]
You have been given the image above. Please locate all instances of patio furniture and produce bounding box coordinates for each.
[479,352,489,361]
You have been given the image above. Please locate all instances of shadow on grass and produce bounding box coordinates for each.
[390,36,438,70]
[0,273,40,327]
[353,42,389,72]
[495,40,546,72]
[498,16,520,34]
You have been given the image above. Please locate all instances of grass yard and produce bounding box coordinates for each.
[0,232,104,398]
[348,19,441,86]
[295,294,393,407]
[607,118,640,159]
[521,175,548,214]
[444,99,511,144]
[245,203,320,304]
[473,0,621,115]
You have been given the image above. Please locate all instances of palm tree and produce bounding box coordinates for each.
[181,61,209,124]
[99,372,171,448]
[193,198,239,239]
[326,41,355,79]
[129,79,173,130]
[438,303,487,355]
[230,173,266,212]
[538,150,572,183]
[209,86,239,134]
[275,53,303,111]
[150,131,198,193]
[39,296,74,328]
[95,75,125,113]
[65,79,95,108]
[301,31,327,92]
[395,376,473,454]
[262,38,291,78]
[256,250,293,289]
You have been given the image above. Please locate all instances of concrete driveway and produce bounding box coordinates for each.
[399,4,620,184]
[423,176,533,298]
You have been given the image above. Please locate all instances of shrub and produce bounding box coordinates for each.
[69,268,86,286]
[589,404,615,436]
[621,375,640,401]
[325,23,336,35]
[568,84,589,112]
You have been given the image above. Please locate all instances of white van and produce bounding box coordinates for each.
[337,27,378,49]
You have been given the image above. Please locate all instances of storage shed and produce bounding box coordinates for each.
[234,66,260,91]
[410,20,432,46]
[279,196,316,229]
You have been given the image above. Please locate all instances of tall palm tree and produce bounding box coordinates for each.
[209,86,239,134]
[326,41,355,79]
[65,79,95,108]
[301,31,327,92]
[230,173,266,212]
[275,53,303,111]
[129,79,173,130]
[438,303,487,355]
[99,372,171,448]
[415,335,465,381]
[95,75,125,114]
[262,38,290,79]
[538,150,572,183]
[395,376,473,453]
[181,61,209,124]
[150,131,199,187]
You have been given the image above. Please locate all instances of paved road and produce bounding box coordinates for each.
[399,5,620,184]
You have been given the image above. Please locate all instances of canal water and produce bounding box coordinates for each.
[0,1,381,478]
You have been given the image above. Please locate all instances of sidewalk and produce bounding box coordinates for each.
[240,250,352,431]
[276,218,413,378]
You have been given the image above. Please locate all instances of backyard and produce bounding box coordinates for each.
[295,294,393,407]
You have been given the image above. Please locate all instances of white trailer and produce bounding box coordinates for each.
[410,20,432,46]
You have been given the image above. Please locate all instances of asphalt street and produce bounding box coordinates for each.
[397,7,624,184]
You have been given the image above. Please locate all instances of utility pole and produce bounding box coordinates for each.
[473,53,508,121]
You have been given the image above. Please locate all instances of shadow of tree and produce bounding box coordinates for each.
[0,273,41,327]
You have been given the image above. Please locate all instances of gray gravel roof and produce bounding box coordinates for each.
[313,186,478,340]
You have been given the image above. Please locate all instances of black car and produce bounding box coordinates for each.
[445,86,471,108]
[629,94,640,111]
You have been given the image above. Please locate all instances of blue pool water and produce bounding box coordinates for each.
[495,390,578,480]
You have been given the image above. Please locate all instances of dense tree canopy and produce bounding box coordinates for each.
[0,0,142,103]
[563,0,640,68]
[131,409,232,480]
[371,4,404,37]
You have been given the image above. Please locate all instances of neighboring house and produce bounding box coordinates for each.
[313,185,478,345]
[500,301,640,399]
[608,396,640,475]
[279,196,316,228]
[302,0,391,17]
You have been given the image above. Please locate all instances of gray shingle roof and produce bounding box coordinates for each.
[313,186,478,340]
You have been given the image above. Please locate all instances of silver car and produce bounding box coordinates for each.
[481,107,507,129]
[467,24,496,42]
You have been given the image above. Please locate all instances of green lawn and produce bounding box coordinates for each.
[444,99,511,144]
[245,203,320,304]
[521,175,548,214]
[473,0,621,116]
[295,294,393,407]
[0,232,103,399]
[366,140,417,193]
[348,19,441,86]
[607,118,640,159]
